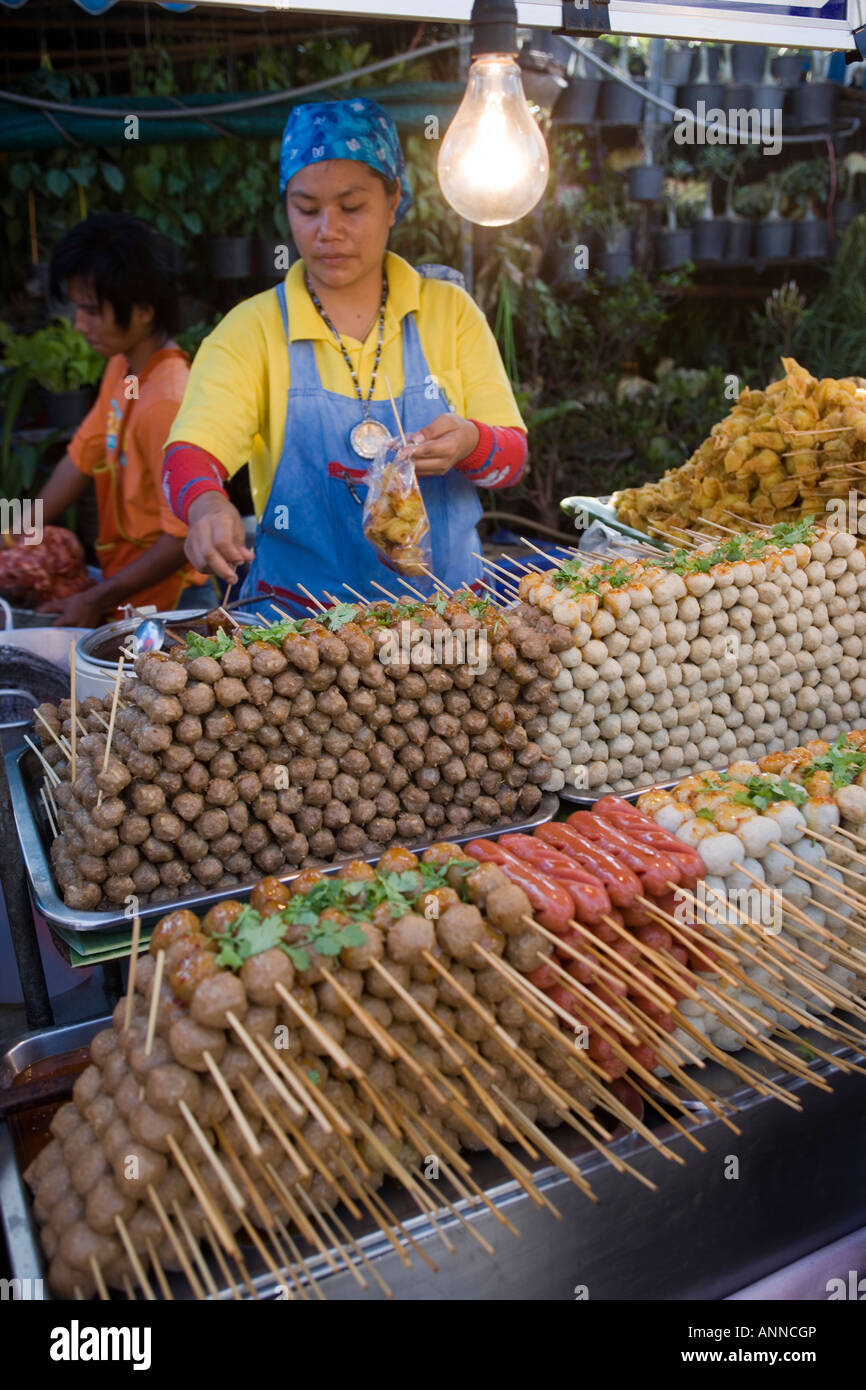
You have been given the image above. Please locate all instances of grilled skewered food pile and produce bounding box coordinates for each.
[35,594,555,911]
[24,795,866,1299]
[613,359,866,541]
[515,521,866,795]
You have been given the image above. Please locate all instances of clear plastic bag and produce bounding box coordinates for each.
[362,437,432,576]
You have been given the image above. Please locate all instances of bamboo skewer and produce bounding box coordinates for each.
[147,1184,205,1300]
[115,1214,156,1300]
[39,786,58,838]
[165,1135,239,1258]
[89,1255,109,1301]
[32,707,71,758]
[68,639,77,784]
[24,735,59,785]
[296,583,327,613]
[203,1050,263,1157]
[144,1238,174,1301]
[97,654,125,807]
[179,1098,247,1214]
[171,1199,220,1298]
[123,916,142,1031]
[226,1010,307,1121]
[143,950,165,1056]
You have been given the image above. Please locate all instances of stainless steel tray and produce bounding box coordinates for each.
[7,745,558,933]
[2,1015,861,1301]
[557,777,683,808]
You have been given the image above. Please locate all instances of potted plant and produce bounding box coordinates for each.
[0,318,102,429]
[655,163,694,269]
[731,42,767,85]
[691,149,728,261]
[203,145,254,279]
[680,44,725,111]
[663,41,692,87]
[748,52,784,122]
[750,173,795,260]
[784,158,829,259]
[554,48,602,125]
[792,51,838,129]
[772,49,805,86]
[834,152,866,241]
[722,157,753,260]
[519,29,569,110]
[627,132,665,203]
[599,40,645,125]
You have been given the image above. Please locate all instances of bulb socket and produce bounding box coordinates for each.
[470,0,518,60]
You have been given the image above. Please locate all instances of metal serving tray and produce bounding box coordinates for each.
[2,1016,863,1301]
[557,776,683,809]
[7,745,559,933]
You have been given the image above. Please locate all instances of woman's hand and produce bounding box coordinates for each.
[186,493,255,584]
[410,414,480,477]
[50,590,108,630]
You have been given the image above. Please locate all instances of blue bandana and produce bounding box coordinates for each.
[279,98,413,223]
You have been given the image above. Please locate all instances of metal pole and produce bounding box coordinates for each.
[0,752,52,1029]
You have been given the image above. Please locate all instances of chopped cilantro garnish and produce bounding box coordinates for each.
[696,808,715,821]
[320,602,359,632]
[800,733,866,789]
[732,775,807,813]
[186,628,234,659]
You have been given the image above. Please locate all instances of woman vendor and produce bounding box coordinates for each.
[164,98,527,610]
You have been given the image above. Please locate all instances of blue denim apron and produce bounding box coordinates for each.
[242,281,484,613]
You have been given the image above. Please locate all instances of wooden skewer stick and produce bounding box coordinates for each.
[147,1184,205,1300]
[24,734,59,785]
[400,1101,523,1239]
[225,1010,307,1120]
[268,1098,363,1219]
[143,950,165,1056]
[274,983,366,1079]
[96,653,125,808]
[121,1274,136,1300]
[89,1256,110,1301]
[367,958,465,1061]
[262,1039,343,1137]
[418,564,453,594]
[32,707,71,757]
[165,1135,239,1258]
[144,1238,174,1301]
[236,1075,311,1181]
[39,786,58,838]
[296,583,327,613]
[342,583,373,606]
[114,1214,156,1300]
[123,916,142,1031]
[368,578,404,604]
[178,1098,247,1214]
[384,374,407,445]
[170,1198,220,1298]
[203,1050,262,1157]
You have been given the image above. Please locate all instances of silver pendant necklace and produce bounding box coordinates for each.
[306,274,392,460]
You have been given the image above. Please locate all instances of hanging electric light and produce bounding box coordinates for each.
[437,0,550,227]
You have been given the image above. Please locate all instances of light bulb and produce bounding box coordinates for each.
[438,56,550,226]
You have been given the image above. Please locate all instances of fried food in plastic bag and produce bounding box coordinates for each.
[363,438,432,576]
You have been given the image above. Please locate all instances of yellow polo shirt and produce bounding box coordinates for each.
[166,251,524,517]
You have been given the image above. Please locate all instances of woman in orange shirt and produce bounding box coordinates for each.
[37,213,210,626]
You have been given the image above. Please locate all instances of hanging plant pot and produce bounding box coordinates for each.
[655,227,693,269]
[664,49,692,85]
[792,82,837,129]
[41,387,94,431]
[754,219,794,259]
[833,199,863,237]
[553,77,601,124]
[599,77,645,125]
[689,46,722,81]
[747,85,785,133]
[794,217,828,258]
[731,45,767,84]
[209,236,253,279]
[772,54,804,86]
[725,83,752,111]
[692,219,727,261]
[678,81,725,113]
[725,218,754,259]
[599,249,632,282]
[627,165,665,202]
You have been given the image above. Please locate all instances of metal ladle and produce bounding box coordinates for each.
[131,616,166,656]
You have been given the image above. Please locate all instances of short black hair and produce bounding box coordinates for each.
[50,213,178,334]
[368,168,400,200]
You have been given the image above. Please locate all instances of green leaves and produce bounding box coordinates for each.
[45,170,70,198]
[802,733,866,789]
[320,602,359,632]
[185,628,234,659]
[732,775,807,813]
